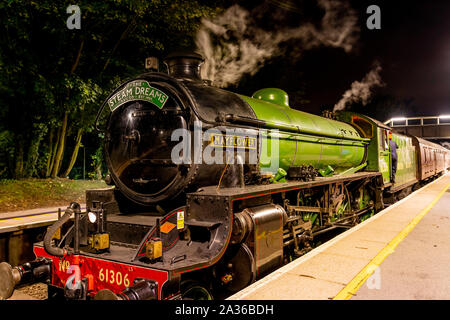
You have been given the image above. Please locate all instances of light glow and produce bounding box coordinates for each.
[88,211,97,223]
[391,117,406,122]
[439,115,450,119]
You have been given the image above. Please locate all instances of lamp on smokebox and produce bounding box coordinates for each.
[88,211,97,223]
[86,203,110,252]
[145,57,159,71]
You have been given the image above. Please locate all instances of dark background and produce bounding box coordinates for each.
[1,0,448,180]
[230,0,450,121]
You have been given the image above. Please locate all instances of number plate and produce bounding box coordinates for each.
[33,246,168,298]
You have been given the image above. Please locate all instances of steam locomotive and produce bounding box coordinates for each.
[1,52,449,300]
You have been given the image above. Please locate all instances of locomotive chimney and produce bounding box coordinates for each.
[163,51,204,80]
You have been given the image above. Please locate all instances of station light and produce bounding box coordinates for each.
[391,117,407,122]
[439,115,450,119]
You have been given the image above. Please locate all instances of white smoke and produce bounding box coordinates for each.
[196,0,360,88]
[333,62,384,111]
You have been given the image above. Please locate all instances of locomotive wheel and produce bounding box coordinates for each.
[215,243,256,294]
[181,280,213,300]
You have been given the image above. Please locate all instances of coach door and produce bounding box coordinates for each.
[378,128,391,184]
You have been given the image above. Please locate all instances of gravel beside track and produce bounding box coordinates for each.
[15,283,48,300]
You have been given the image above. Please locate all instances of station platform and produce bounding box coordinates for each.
[228,173,450,300]
[0,205,85,234]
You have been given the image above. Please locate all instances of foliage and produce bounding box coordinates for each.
[0,178,107,212]
[88,141,105,180]
[0,130,15,178]
[0,0,222,179]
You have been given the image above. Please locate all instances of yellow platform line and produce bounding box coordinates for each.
[1,211,60,221]
[0,209,85,222]
[333,181,450,300]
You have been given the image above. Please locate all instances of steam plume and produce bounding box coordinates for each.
[333,62,384,111]
[196,0,360,88]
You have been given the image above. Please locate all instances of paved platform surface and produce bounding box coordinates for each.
[352,188,450,299]
[0,205,85,234]
[228,173,450,300]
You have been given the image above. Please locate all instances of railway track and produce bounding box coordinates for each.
[7,283,48,300]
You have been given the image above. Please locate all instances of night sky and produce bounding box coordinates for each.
[234,0,450,121]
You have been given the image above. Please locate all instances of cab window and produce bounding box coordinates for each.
[379,129,388,150]
[352,116,373,138]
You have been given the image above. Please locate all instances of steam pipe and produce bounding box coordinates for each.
[44,202,81,257]
[74,204,80,255]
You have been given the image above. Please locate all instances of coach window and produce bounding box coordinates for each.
[379,130,383,150]
[380,129,389,150]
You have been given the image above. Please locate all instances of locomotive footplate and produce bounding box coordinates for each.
[189,171,382,200]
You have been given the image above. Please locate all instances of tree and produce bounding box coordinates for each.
[0,0,223,179]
